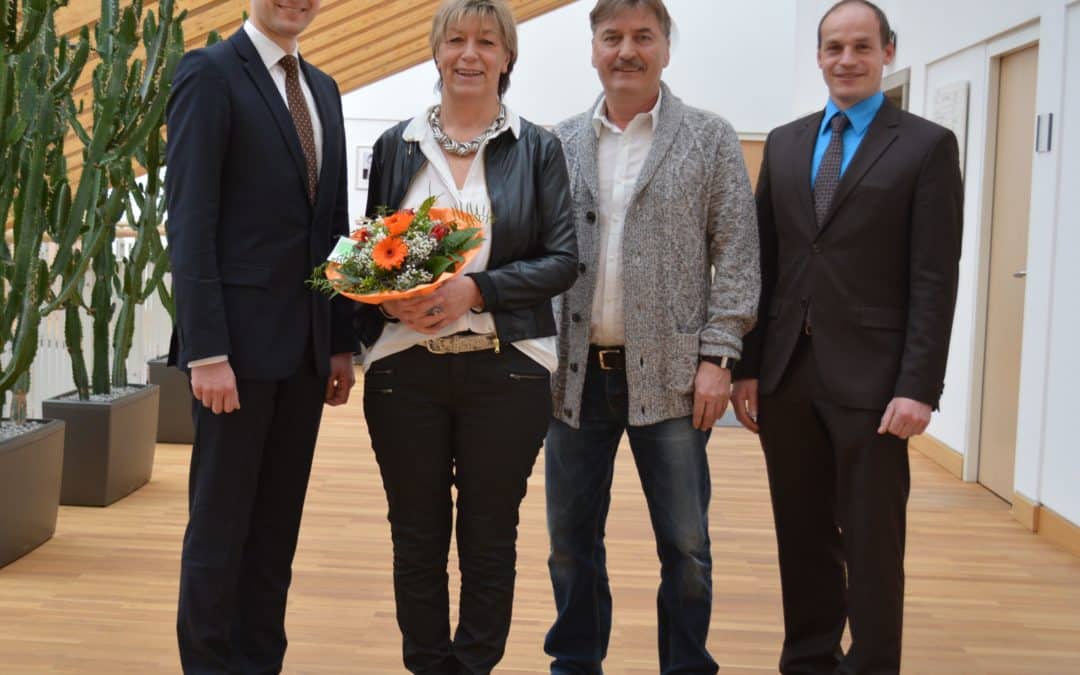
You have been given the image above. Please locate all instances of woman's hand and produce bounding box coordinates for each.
[381,276,483,334]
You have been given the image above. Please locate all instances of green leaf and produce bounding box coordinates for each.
[439,228,480,251]
[415,194,437,221]
[425,256,453,277]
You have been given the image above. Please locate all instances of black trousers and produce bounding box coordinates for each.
[363,345,552,675]
[177,360,326,675]
[758,337,910,675]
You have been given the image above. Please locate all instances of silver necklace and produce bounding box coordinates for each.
[429,104,506,156]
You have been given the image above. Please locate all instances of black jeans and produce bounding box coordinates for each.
[363,345,552,675]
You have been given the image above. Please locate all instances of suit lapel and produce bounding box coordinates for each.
[817,100,900,236]
[794,112,822,238]
[230,30,310,202]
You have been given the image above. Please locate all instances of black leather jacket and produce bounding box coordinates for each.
[355,116,579,348]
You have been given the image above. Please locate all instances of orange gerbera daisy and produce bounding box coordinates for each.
[373,236,408,271]
[383,209,415,236]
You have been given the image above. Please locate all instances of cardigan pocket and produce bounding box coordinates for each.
[665,331,701,394]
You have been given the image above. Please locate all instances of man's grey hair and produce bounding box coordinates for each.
[589,0,672,40]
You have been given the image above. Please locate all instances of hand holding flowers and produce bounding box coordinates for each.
[382,275,484,334]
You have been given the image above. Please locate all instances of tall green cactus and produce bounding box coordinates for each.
[61,0,186,396]
[0,0,87,423]
[2,0,187,420]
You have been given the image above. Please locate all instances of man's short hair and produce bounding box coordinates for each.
[817,0,895,49]
[429,0,518,97]
[589,0,672,41]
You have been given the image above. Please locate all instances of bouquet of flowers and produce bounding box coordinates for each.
[310,196,485,304]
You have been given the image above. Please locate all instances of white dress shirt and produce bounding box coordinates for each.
[589,92,661,346]
[361,106,558,373]
[188,21,324,369]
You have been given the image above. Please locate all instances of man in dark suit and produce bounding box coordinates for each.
[732,1,963,673]
[165,1,356,671]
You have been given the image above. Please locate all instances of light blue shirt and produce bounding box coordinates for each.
[811,92,885,187]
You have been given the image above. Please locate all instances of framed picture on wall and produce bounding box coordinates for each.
[355,146,373,190]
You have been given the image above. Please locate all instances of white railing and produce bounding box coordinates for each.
[1,237,173,419]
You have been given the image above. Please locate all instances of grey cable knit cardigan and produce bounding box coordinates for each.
[551,83,760,428]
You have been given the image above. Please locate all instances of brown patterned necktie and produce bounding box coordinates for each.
[279,54,318,205]
[813,112,849,226]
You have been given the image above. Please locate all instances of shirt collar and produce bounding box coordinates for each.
[820,91,885,138]
[403,104,521,143]
[591,89,663,137]
[243,20,298,72]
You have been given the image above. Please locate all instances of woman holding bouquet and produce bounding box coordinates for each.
[355,0,577,672]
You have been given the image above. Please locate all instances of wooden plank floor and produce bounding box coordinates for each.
[2,385,1080,673]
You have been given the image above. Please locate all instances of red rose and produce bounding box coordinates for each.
[431,223,450,241]
[353,227,371,243]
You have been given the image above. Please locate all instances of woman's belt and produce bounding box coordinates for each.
[421,333,499,354]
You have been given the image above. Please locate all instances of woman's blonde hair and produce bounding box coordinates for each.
[429,0,518,97]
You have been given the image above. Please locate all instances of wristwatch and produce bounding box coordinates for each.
[700,355,737,370]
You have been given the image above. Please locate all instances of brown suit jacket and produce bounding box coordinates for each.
[736,99,963,410]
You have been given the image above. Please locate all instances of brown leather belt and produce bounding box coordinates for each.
[589,345,626,371]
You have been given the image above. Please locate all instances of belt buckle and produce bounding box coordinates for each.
[425,337,450,354]
[597,349,619,370]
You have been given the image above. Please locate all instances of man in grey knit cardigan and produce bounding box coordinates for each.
[544,1,759,673]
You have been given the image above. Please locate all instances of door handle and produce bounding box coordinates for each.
[1013,269,1027,279]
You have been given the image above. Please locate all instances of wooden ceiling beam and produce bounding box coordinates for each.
[49,0,574,180]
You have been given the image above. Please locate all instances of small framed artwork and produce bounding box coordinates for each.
[355,146,373,190]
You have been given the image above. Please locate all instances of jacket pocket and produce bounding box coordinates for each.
[666,332,700,394]
[859,306,906,330]
[220,263,272,289]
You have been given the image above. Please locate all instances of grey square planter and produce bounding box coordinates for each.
[147,356,194,444]
[0,418,65,568]
[42,384,160,507]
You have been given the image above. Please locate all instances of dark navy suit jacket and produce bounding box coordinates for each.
[165,29,355,380]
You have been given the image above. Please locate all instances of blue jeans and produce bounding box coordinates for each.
[544,361,718,675]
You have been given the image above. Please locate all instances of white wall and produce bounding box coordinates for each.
[791,0,1049,116]
[340,0,797,224]
[1039,2,1080,524]
[794,1,1079,526]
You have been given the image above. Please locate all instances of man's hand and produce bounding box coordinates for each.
[191,360,240,415]
[732,378,760,434]
[325,352,356,406]
[693,361,732,431]
[878,396,932,439]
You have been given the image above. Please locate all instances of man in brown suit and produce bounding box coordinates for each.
[732,1,963,673]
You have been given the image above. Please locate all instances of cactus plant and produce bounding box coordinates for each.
[0,0,89,424]
[2,0,187,420]
[60,0,186,397]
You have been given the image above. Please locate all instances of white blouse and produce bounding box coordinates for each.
[361,106,558,373]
